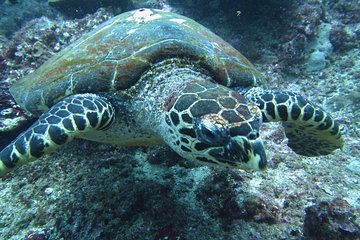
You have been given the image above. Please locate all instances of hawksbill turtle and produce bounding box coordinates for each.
[0,9,344,176]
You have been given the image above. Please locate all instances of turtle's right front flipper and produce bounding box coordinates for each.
[244,88,344,156]
[0,94,114,177]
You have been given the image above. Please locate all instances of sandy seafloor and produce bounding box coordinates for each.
[0,0,359,239]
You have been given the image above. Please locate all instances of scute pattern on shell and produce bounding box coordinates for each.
[10,8,264,116]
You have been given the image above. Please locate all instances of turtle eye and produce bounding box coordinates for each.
[194,118,229,145]
[247,130,260,140]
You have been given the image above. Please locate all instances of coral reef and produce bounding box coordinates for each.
[196,171,277,225]
[0,0,56,37]
[48,0,129,18]
[329,24,359,52]
[48,0,170,18]
[292,1,324,37]
[328,0,360,24]
[2,8,114,75]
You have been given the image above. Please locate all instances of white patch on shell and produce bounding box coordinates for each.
[169,18,186,24]
[126,9,161,23]
[111,64,118,91]
[127,28,137,35]
[65,73,74,95]
[38,91,49,113]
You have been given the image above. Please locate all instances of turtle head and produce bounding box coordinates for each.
[162,80,267,170]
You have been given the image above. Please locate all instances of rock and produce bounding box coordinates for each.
[0,0,55,37]
[0,82,35,150]
[279,34,307,65]
[305,22,333,72]
[303,198,360,240]
[347,160,360,176]
[48,0,130,18]
[131,0,169,9]
[306,49,326,72]
[329,24,358,52]
[24,228,50,240]
[196,171,277,225]
[328,0,360,24]
[293,1,324,36]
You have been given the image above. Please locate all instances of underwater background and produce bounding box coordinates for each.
[0,0,359,239]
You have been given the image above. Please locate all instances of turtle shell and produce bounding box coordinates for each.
[11,8,264,116]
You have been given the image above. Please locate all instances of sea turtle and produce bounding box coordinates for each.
[0,9,344,176]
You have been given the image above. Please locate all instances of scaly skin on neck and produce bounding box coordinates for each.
[131,58,213,134]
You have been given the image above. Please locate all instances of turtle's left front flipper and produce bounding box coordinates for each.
[0,94,115,177]
[244,88,344,156]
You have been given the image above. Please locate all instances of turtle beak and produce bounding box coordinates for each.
[228,137,267,170]
[202,137,267,170]
[249,139,267,170]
